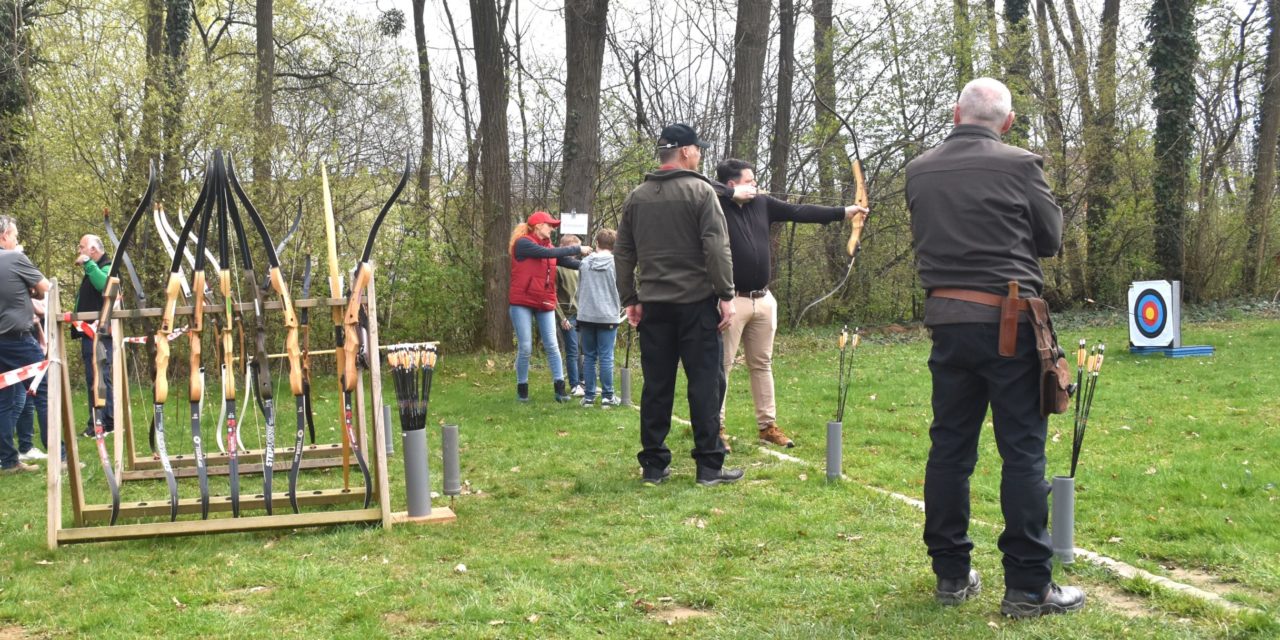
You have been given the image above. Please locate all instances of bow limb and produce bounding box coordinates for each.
[103,208,148,308]
[92,162,158,525]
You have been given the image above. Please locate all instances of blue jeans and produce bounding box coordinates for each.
[0,335,47,467]
[559,313,581,387]
[579,322,617,400]
[509,305,564,384]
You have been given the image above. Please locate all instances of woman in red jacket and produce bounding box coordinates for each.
[508,211,591,402]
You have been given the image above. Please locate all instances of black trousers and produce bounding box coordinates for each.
[80,336,115,431]
[636,297,727,472]
[923,322,1052,591]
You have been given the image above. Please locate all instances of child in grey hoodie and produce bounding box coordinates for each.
[576,228,623,407]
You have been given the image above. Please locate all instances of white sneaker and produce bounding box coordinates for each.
[600,396,622,408]
[18,447,48,462]
[571,385,585,397]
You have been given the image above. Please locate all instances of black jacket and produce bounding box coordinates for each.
[906,125,1062,323]
[711,182,845,292]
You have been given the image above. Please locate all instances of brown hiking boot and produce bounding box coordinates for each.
[718,425,732,453]
[758,423,794,448]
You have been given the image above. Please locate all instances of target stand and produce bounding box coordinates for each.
[1127,280,1214,358]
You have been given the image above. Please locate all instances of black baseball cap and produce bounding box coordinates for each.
[657,123,710,150]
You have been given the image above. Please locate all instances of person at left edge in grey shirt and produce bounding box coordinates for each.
[0,215,53,474]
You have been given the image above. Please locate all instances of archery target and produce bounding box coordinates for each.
[1128,280,1182,347]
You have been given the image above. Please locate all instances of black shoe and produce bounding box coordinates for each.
[516,383,529,402]
[641,467,671,485]
[554,379,570,403]
[696,466,744,486]
[935,569,981,605]
[1000,583,1085,619]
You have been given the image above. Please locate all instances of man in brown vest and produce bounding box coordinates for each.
[906,78,1084,618]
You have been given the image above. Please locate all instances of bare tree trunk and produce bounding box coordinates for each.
[1243,0,1280,293]
[161,0,190,208]
[1086,0,1119,296]
[472,0,514,350]
[985,0,1000,74]
[253,0,274,204]
[953,0,974,91]
[768,0,796,312]
[443,0,478,189]
[1003,0,1031,146]
[768,0,796,196]
[125,0,164,210]
[729,0,769,163]
[814,0,838,200]
[413,0,434,236]
[1035,0,1082,296]
[560,0,609,220]
[632,49,648,136]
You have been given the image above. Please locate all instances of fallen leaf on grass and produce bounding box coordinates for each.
[798,473,808,481]
[454,563,468,574]
[633,599,655,612]
[1107,536,1124,544]
[557,430,568,437]
[988,621,1000,629]
[836,533,864,542]
[657,596,674,603]
[683,517,706,529]
[510,466,521,473]
[1051,431,1061,443]
[488,620,505,626]
[1145,467,1158,475]
[172,597,186,610]
[526,614,540,623]
[710,508,724,516]
[34,560,54,566]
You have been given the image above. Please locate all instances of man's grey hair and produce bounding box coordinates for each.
[956,77,1013,129]
[83,234,105,253]
[0,215,15,235]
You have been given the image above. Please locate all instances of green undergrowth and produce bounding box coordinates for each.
[0,313,1275,637]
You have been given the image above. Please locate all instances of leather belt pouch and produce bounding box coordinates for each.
[998,281,1019,357]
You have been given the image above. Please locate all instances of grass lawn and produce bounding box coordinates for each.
[0,312,1276,638]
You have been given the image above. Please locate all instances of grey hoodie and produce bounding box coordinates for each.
[576,251,622,324]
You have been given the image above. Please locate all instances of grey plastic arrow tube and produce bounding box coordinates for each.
[1051,475,1075,564]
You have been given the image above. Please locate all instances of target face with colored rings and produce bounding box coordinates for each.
[1133,289,1167,339]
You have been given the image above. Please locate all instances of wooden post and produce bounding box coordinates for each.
[112,317,126,480]
[366,272,392,528]
[46,282,62,550]
[59,310,85,527]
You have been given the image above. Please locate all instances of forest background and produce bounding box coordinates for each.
[1,0,1277,352]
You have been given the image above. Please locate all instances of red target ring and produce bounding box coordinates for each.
[1133,289,1167,339]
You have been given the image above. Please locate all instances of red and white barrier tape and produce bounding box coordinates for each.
[123,326,189,345]
[61,313,97,339]
[0,360,50,391]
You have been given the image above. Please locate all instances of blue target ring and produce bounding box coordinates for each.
[1133,289,1167,339]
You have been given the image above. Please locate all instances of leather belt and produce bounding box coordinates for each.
[929,288,1031,311]
[737,288,769,299]
[930,283,1028,357]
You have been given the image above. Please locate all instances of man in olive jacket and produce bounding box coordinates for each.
[906,77,1082,618]
[615,123,742,487]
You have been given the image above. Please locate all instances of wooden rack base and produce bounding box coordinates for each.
[390,508,457,526]
[58,509,384,545]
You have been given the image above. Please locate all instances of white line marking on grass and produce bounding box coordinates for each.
[756,443,1254,614]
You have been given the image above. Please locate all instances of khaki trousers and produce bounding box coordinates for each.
[719,291,777,430]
